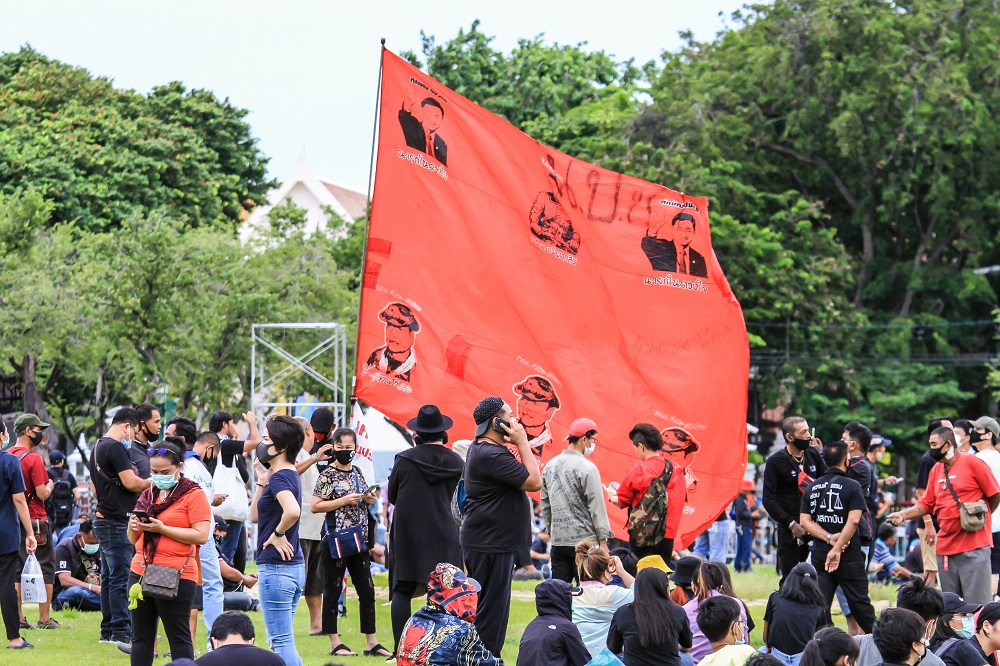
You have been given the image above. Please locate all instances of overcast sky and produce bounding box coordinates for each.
[0,0,746,193]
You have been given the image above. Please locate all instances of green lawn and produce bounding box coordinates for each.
[14,568,901,664]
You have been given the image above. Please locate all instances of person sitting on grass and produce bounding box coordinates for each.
[608,567,692,666]
[517,579,591,666]
[799,628,859,666]
[572,540,635,660]
[684,562,753,663]
[695,596,757,666]
[194,611,284,666]
[872,608,929,666]
[397,563,500,666]
[762,563,828,666]
[870,523,914,584]
[928,592,985,666]
[856,577,946,666]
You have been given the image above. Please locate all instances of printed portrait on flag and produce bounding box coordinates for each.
[355,49,749,545]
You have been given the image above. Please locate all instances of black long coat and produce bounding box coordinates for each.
[386,443,464,594]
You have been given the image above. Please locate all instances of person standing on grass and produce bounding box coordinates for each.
[460,396,542,658]
[127,439,212,666]
[888,427,1000,605]
[0,420,37,650]
[387,405,464,657]
[8,413,60,630]
[90,407,150,646]
[250,415,305,666]
[541,417,613,583]
[291,415,331,636]
[311,427,391,658]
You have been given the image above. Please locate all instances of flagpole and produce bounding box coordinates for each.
[352,38,386,403]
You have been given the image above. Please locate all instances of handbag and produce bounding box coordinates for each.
[325,524,367,560]
[212,456,249,522]
[943,469,989,532]
[30,519,48,546]
[140,548,194,601]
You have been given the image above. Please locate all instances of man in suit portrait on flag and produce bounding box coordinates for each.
[641,212,708,277]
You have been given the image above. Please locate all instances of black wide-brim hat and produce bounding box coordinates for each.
[407,405,454,433]
[670,556,701,586]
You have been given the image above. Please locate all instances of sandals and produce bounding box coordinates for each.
[365,644,392,657]
[330,643,358,656]
[6,639,33,649]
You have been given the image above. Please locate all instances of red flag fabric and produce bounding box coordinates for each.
[355,49,749,547]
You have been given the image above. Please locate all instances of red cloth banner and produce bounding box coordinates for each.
[355,49,749,546]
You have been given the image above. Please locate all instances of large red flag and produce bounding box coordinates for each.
[355,49,749,547]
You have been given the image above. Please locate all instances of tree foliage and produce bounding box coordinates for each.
[0,48,275,232]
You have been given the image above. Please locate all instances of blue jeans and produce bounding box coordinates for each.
[199,536,224,649]
[259,563,305,666]
[94,519,132,638]
[694,520,732,562]
[218,520,245,561]
[54,586,102,611]
[735,525,754,571]
[681,650,695,666]
[763,647,802,666]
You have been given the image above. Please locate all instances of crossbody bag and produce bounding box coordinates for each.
[942,470,989,532]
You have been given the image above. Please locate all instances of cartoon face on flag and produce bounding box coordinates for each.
[355,49,749,546]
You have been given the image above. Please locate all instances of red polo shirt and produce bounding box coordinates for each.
[617,455,687,539]
[918,452,1000,555]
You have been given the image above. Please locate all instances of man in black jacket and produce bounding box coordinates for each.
[517,579,590,666]
[763,416,825,585]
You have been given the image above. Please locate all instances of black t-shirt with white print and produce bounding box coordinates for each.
[800,468,868,560]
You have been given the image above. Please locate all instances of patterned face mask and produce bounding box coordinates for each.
[427,563,480,623]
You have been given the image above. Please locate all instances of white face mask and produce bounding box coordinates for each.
[945,446,956,460]
[876,451,884,461]
[584,439,596,456]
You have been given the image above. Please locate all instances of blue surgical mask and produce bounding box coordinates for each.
[957,616,975,639]
[82,543,100,556]
[152,474,177,490]
[121,437,132,450]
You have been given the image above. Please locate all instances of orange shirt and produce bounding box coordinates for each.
[130,487,212,583]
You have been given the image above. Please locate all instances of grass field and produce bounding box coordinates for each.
[12,568,900,665]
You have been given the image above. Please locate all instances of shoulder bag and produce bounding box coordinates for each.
[141,547,194,600]
[942,469,989,532]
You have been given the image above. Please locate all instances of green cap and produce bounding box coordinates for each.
[14,414,50,432]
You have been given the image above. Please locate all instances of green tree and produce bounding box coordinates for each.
[0,48,276,232]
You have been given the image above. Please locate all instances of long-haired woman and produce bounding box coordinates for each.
[799,627,859,666]
[762,563,828,665]
[608,567,692,666]
[683,562,753,663]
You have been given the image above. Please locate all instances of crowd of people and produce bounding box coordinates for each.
[3,399,1000,666]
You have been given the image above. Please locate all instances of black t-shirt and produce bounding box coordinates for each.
[847,456,874,541]
[459,440,531,553]
[195,643,285,666]
[935,638,989,666]
[800,468,868,560]
[131,442,151,480]
[608,602,692,666]
[763,447,826,530]
[763,592,827,654]
[53,537,99,596]
[916,451,941,530]
[207,437,250,483]
[89,437,140,522]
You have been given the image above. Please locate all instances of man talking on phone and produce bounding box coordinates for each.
[460,396,542,659]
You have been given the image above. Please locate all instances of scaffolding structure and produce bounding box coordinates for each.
[250,323,350,426]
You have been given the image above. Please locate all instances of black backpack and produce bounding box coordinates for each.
[46,468,75,527]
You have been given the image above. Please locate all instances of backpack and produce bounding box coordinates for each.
[46,468,75,527]
[450,478,467,527]
[627,459,674,547]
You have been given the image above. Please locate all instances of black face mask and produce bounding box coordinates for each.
[970,430,984,444]
[928,445,947,462]
[256,441,280,468]
[791,437,812,451]
[27,430,44,446]
[334,450,355,466]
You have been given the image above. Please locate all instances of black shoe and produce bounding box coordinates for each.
[117,643,131,655]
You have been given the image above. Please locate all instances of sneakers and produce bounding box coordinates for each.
[18,620,32,630]
[36,619,65,630]
[99,635,115,644]
[111,634,131,646]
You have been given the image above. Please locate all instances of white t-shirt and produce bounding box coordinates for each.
[296,449,326,541]
[183,454,214,504]
[975,448,1000,532]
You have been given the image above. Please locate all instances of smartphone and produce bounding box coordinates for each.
[133,510,151,523]
[493,417,511,434]
[365,484,380,495]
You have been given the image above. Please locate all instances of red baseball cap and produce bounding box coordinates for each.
[565,418,598,439]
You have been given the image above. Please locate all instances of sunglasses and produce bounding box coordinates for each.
[150,448,177,457]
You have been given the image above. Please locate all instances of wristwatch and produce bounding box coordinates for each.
[274,529,286,538]
[826,534,833,545]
